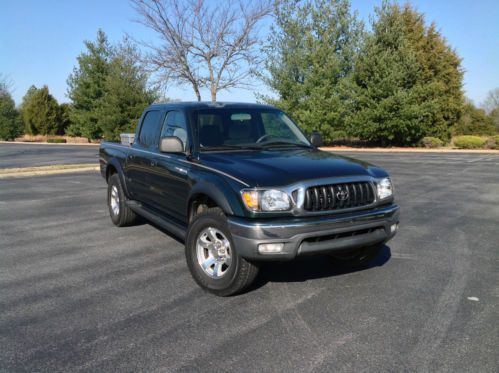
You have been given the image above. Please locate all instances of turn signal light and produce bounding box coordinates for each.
[242,190,259,211]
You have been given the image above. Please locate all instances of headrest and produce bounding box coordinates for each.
[200,124,222,146]
[228,123,251,140]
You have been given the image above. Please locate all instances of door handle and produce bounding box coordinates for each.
[150,160,157,167]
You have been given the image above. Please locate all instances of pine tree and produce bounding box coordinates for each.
[260,0,364,141]
[67,30,157,140]
[58,103,73,135]
[99,40,158,140]
[344,1,464,145]
[66,30,111,139]
[0,81,22,140]
[20,85,60,135]
[400,4,464,140]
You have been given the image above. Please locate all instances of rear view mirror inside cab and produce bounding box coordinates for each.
[231,113,251,121]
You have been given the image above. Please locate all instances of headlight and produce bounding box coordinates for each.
[377,178,393,200]
[241,189,291,211]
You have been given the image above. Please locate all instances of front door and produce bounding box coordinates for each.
[148,110,192,223]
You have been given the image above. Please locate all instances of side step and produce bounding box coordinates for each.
[126,200,187,240]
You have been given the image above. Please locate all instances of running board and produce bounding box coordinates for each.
[126,201,186,240]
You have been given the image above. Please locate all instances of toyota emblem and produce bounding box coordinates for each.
[336,187,349,201]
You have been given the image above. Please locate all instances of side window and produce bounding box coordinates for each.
[160,111,188,150]
[138,110,162,147]
[261,112,295,140]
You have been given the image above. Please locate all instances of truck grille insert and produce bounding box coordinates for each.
[303,182,375,211]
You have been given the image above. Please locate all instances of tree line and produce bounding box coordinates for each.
[0,0,498,146]
[261,0,498,145]
[0,31,157,142]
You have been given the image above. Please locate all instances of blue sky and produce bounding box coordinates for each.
[1,0,498,106]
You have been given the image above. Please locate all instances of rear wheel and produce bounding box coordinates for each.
[185,207,258,296]
[107,173,137,227]
[330,244,384,267]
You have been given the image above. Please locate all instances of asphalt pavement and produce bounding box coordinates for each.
[0,143,98,168]
[1,151,498,372]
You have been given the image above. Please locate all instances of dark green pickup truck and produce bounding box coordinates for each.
[100,102,399,296]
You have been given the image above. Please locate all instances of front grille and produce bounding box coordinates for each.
[303,181,375,212]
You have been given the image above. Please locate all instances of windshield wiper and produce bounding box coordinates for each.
[200,145,245,151]
[258,141,313,149]
[200,142,313,151]
[200,144,265,151]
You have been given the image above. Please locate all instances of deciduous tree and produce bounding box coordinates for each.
[453,99,496,136]
[482,88,499,114]
[131,0,272,102]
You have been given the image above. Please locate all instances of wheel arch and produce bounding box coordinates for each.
[187,180,244,222]
[105,158,131,198]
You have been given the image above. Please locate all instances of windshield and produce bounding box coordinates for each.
[189,108,311,151]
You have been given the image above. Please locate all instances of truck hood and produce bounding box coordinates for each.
[198,149,388,187]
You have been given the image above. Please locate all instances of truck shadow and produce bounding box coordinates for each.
[249,245,391,290]
[147,221,391,292]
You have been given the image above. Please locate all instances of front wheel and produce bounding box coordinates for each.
[185,208,258,296]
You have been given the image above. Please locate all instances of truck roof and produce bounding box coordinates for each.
[147,101,277,111]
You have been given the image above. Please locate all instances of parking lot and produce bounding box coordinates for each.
[1,149,498,372]
[0,143,98,168]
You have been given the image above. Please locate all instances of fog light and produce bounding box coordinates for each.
[258,243,284,254]
[390,223,398,233]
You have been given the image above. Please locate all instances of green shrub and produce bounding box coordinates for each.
[485,135,499,150]
[331,130,348,140]
[47,137,66,143]
[453,135,486,149]
[421,137,443,148]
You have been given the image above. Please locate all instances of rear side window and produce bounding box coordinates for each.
[138,110,161,147]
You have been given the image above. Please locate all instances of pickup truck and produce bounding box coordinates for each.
[100,102,399,296]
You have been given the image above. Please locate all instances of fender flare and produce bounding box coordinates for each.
[187,178,244,218]
[106,158,131,198]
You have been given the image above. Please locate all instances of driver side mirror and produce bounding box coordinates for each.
[160,136,184,153]
[310,132,323,147]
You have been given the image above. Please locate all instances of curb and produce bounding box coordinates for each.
[0,141,99,146]
[0,164,99,179]
[320,147,499,154]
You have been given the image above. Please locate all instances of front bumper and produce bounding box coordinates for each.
[228,204,400,260]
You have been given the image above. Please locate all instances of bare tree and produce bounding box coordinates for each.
[482,88,499,114]
[131,0,272,102]
[0,74,14,95]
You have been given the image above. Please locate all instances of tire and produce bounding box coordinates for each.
[107,173,138,227]
[185,207,259,296]
[329,244,384,267]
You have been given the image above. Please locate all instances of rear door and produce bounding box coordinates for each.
[125,109,164,205]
